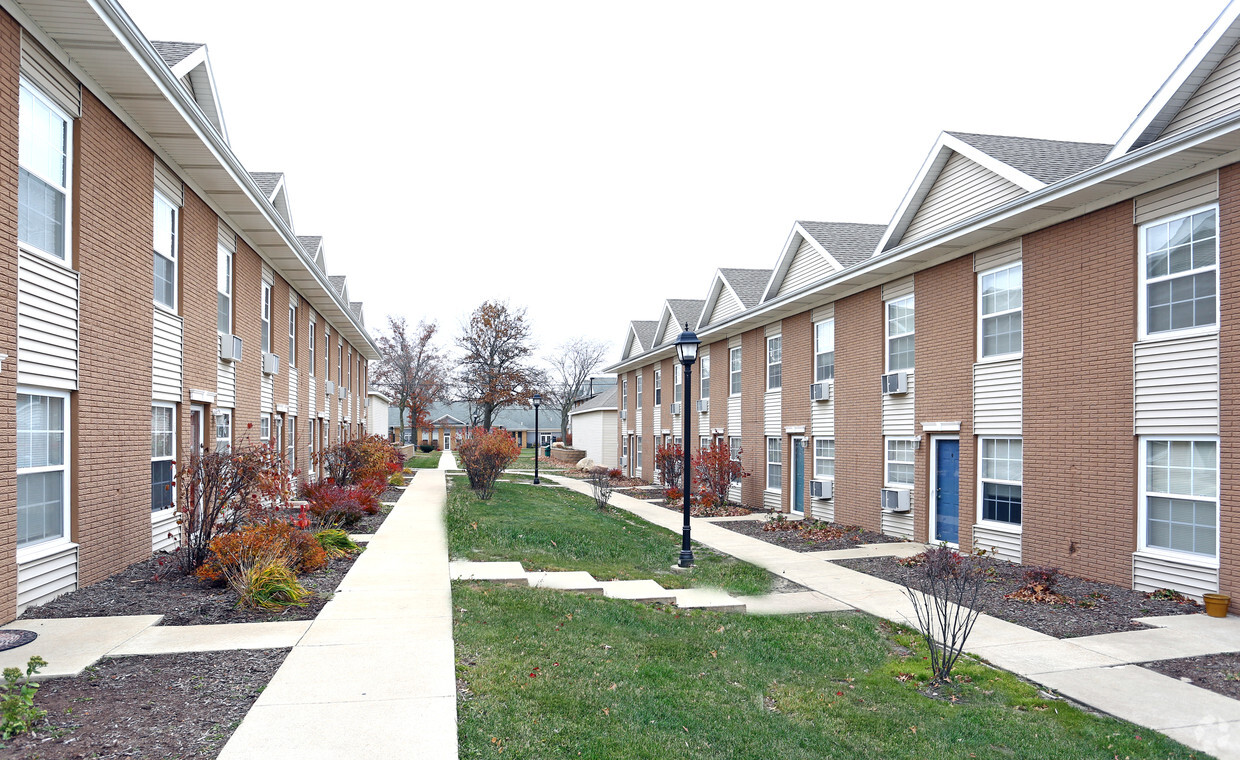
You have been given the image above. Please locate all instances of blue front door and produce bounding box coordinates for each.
[934,439,960,544]
[792,438,805,515]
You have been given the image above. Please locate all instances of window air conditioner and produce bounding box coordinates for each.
[324,380,335,395]
[881,487,911,512]
[811,381,831,402]
[670,403,681,415]
[697,399,709,413]
[337,386,346,399]
[881,372,908,395]
[810,479,833,500]
[620,409,627,421]
[620,455,628,467]
[219,334,242,362]
[262,352,280,376]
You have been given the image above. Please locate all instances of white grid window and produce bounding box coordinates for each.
[766,336,782,390]
[729,436,741,462]
[622,379,628,410]
[214,410,232,454]
[18,391,68,548]
[261,282,272,354]
[730,347,741,395]
[153,194,178,310]
[19,82,71,261]
[885,438,915,486]
[152,404,175,512]
[324,327,330,379]
[814,438,835,480]
[980,438,1021,525]
[980,263,1022,358]
[217,244,232,334]
[654,370,662,405]
[635,436,642,474]
[308,317,316,374]
[288,305,297,366]
[287,415,296,470]
[636,375,642,409]
[1143,439,1218,558]
[815,319,834,382]
[700,355,710,400]
[674,364,683,405]
[1141,207,1218,338]
[886,296,914,372]
[260,414,271,442]
[766,437,781,490]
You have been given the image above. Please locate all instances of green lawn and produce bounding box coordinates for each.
[446,477,771,595]
[454,583,1198,759]
[505,447,567,471]
[404,449,442,469]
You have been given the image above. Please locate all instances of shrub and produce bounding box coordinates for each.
[316,435,401,490]
[420,443,434,453]
[692,441,747,507]
[900,545,985,684]
[196,522,327,584]
[239,562,309,610]
[664,487,683,503]
[456,427,521,499]
[314,529,362,559]
[300,481,380,529]
[388,472,406,487]
[654,441,684,488]
[1006,565,1071,604]
[1,656,47,739]
[587,467,615,510]
[607,468,623,480]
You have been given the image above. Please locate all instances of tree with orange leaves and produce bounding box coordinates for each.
[455,300,543,431]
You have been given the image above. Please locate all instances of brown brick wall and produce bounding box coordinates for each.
[0,10,20,618]
[740,328,765,506]
[782,313,813,513]
[835,288,883,532]
[74,88,155,585]
[178,187,217,424]
[1217,164,1240,605]
[913,257,976,545]
[1022,202,1135,584]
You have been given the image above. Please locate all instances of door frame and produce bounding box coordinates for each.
[790,435,806,517]
[929,435,960,547]
[189,404,205,457]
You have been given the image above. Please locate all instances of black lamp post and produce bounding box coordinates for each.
[674,323,701,568]
[532,392,542,485]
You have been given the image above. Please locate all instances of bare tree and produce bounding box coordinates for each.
[374,317,448,443]
[455,300,542,430]
[542,338,609,442]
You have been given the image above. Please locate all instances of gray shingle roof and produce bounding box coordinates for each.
[797,222,886,267]
[329,275,347,296]
[388,401,563,432]
[572,385,617,414]
[719,268,772,308]
[151,41,203,68]
[946,132,1111,185]
[632,321,658,352]
[249,171,283,197]
[666,299,706,332]
[349,301,364,325]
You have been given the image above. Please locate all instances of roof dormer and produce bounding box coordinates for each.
[621,320,658,360]
[249,172,293,230]
[762,222,883,302]
[699,268,769,329]
[298,235,325,272]
[151,41,228,143]
[653,300,705,347]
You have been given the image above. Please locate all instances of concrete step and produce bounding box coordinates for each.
[598,580,676,603]
[670,587,747,613]
[526,571,604,594]
[448,561,529,585]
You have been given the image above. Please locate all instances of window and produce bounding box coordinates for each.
[814,438,835,480]
[766,437,781,490]
[815,319,835,382]
[308,419,317,477]
[1142,438,1218,558]
[287,416,296,471]
[324,328,330,380]
[621,378,628,410]
[980,263,1022,358]
[700,355,710,399]
[885,438,915,486]
[886,296,914,371]
[214,410,231,453]
[622,437,628,463]
[288,305,297,366]
[654,370,662,405]
[674,364,683,405]
[17,391,68,549]
[261,282,272,354]
[730,347,741,395]
[347,347,353,390]
[151,404,175,512]
[1141,207,1218,337]
[337,342,343,386]
[153,194,177,310]
[260,414,271,442]
[635,436,642,473]
[217,244,232,334]
[729,436,741,462]
[308,316,316,374]
[766,335,782,390]
[19,82,71,261]
[636,375,643,409]
[980,438,1022,525]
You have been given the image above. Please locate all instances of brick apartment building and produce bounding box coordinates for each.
[0,0,379,620]
[609,1,1240,605]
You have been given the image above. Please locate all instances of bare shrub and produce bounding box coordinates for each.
[587,467,615,509]
[901,545,985,684]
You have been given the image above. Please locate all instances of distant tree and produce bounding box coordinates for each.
[456,300,542,431]
[542,338,609,443]
[374,317,447,443]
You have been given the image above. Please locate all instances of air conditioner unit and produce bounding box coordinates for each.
[881,371,908,395]
[697,399,709,413]
[810,479,833,499]
[337,386,346,399]
[324,380,335,395]
[811,381,831,402]
[262,352,280,376]
[670,403,681,415]
[881,487,911,512]
[620,455,628,467]
[620,409,627,421]
[219,334,243,362]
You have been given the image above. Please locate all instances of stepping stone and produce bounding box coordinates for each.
[449,561,529,585]
[734,591,852,615]
[598,580,676,603]
[671,587,746,613]
[526,571,603,594]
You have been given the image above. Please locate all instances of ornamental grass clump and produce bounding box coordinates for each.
[239,562,309,610]
[197,522,327,585]
[901,545,986,684]
[314,528,362,559]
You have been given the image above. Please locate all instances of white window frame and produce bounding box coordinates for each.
[151,402,176,513]
[1138,204,1220,341]
[886,295,914,372]
[260,414,271,443]
[765,437,782,491]
[337,341,343,386]
[636,374,643,410]
[884,436,916,488]
[978,262,1023,361]
[153,192,178,312]
[635,435,643,475]
[308,316,316,375]
[814,319,834,383]
[766,335,782,391]
[654,369,662,405]
[286,415,296,471]
[261,281,272,354]
[1138,436,1220,565]
[621,378,628,411]
[324,326,331,379]
[729,436,741,462]
[217,243,232,335]
[978,437,1022,529]
[730,346,742,396]
[347,347,353,391]
[18,80,73,264]
[288,304,297,367]
[673,364,683,405]
[214,409,232,453]
[813,437,834,481]
[700,354,710,400]
[16,387,71,556]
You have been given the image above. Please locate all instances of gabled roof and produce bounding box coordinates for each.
[653,299,706,347]
[622,320,659,360]
[151,41,201,67]
[1110,1,1240,159]
[297,235,326,272]
[249,171,292,229]
[329,275,348,304]
[389,402,564,431]
[947,132,1110,185]
[570,385,618,414]
[719,268,770,307]
[698,268,770,330]
[349,302,364,325]
[151,40,228,144]
[762,222,884,302]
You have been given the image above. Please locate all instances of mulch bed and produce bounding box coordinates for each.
[617,487,664,501]
[836,554,1201,638]
[1144,652,1240,700]
[718,517,901,551]
[0,648,287,759]
[649,499,753,518]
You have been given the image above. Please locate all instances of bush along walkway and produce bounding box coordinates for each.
[541,472,1240,760]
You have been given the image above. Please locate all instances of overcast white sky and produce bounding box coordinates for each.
[119,0,1226,368]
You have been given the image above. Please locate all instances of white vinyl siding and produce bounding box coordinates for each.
[979,262,1021,359]
[17,250,79,391]
[729,347,741,395]
[766,437,781,491]
[973,359,1021,435]
[17,542,77,613]
[153,193,178,310]
[901,150,1025,244]
[886,295,914,372]
[661,316,680,345]
[1160,41,1240,141]
[705,285,743,326]
[1141,438,1218,560]
[17,390,69,549]
[1133,334,1219,435]
[18,80,71,262]
[766,335,781,390]
[152,309,183,403]
[288,367,299,417]
[776,236,831,297]
[814,319,834,382]
[881,372,915,436]
[1140,206,1217,339]
[1134,172,1218,225]
[974,523,1022,564]
[885,438,915,487]
[980,438,1021,526]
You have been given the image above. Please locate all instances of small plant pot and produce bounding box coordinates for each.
[1203,593,1231,618]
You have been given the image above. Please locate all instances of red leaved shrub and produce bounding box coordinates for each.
[456,427,521,499]
[196,521,327,584]
[300,481,381,529]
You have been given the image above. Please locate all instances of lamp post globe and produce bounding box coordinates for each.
[532,392,541,485]
[673,324,700,568]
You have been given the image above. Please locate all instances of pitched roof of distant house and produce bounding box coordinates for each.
[571,385,617,414]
